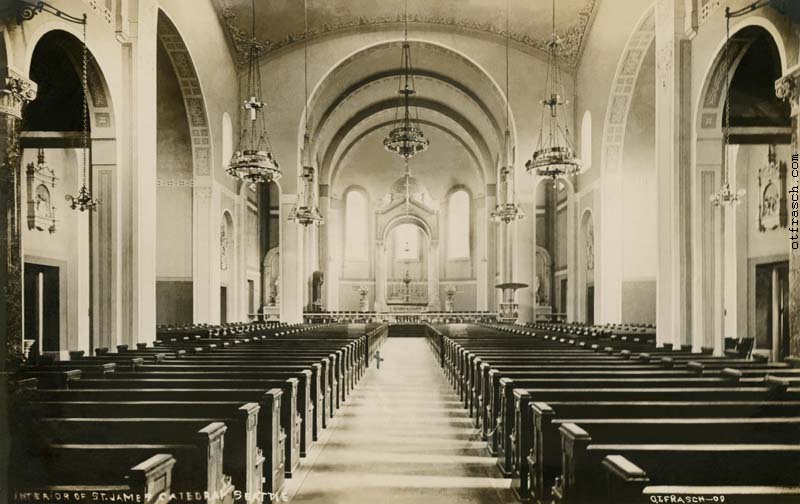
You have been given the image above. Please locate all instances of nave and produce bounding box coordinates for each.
[9,320,800,503]
[287,337,513,504]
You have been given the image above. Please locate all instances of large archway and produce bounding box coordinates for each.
[21,28,117,356]
[694,24,791,358]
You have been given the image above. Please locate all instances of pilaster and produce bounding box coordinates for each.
[655,0,691,347]
[775,66,800,358]
[0,67,37,367]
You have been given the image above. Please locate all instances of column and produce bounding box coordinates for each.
[125,0,158,343]
[775,66,800,358]
[655,0,691,348]
[0,67,37,366]
[428,239,441,310]
[0,69,36,504]
[192,183,219,324]
[374,240,386,312]
[280,194,304,323]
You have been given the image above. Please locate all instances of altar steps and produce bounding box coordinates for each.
[388,324,426,338]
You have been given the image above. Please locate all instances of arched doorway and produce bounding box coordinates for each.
[694,24,791,358]
[22,29,117,356]
[578,209,596,324]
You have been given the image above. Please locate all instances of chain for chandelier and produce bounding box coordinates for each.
[526,0,581,184]
[289,0,324,226]
[711,6,747,207]
[491,0,525,225]
[227,0,281,187]
[383,0,430,160]
[66,14,101,212]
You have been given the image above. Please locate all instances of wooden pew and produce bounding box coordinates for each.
[21,402,266,501]
[29,387,290,483]
[525,400,800,502]
[12,421,233,504]
[556,432,800,504]
[10,453,175,504]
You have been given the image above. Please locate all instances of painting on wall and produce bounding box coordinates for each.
[758,145,787,232]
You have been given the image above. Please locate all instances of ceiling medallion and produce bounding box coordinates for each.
[526,0,581,183]
[226,0,281,187]
[383,2,430,160]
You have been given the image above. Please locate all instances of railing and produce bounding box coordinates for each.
[365,323,389,368]
[303,311,498,324]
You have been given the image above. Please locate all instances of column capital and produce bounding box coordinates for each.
[0,67,37,120]
[776,64,800,117]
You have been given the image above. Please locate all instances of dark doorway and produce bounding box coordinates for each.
[560,279,567,315]
[24,263,60,353]
[586,285,595,325]
[220,286,228,324]
[755,261,790,360]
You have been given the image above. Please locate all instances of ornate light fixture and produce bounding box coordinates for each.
[289,0,324,227]
[226,0,280,186]
[383,0,429,160]
[526,0,581,182]
[65,14,100,212]
[288,154,325,226]
[491,0,525,225]
[711,6,748,207]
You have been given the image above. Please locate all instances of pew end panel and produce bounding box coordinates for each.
[601,455,650,504]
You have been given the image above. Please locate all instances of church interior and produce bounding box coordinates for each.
[1,0,800,502]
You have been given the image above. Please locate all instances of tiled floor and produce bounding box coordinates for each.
[285,337,514,504]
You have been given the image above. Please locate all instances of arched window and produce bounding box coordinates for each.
[581,111,592,171]
[447,189,470,259]
[394,224,419,261]
[222,112,233,167]
[345,190,368,259]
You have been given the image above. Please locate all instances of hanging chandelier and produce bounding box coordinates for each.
[383,0,429,160]
[66,14,100,212]
[710,6,745,207]
[491,0,524,225]
[289,0,324,227]
[526,0,581,182]
[227,0,280,187]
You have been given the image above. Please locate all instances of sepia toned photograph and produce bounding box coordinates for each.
[1,0,799,502]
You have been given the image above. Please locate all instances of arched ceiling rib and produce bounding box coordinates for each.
[213,0,599,68]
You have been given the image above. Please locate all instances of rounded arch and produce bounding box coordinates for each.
[695,20,789,136]
[577,208,596,323]
[23,28,116,135]
[222,112,233,169]
[381,213,433,244]
[446,186,472,260]
[599,4,656,176]
[343,186,370,260]
[302,39,515,189]
[156,10,213,177]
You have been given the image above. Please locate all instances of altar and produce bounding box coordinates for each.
[385,301,429,313]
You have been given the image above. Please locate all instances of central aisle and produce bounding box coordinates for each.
[286,337,513,504]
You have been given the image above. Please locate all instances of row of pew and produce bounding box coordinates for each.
[426,322,800,504]
[11,322,388,503]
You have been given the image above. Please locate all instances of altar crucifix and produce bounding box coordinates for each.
[403,270,412,302]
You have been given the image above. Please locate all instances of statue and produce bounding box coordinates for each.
[358,286,370,312]
[445,285,457,312]
[312,270,325,311]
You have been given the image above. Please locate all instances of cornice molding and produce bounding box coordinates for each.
[217,0,598,69]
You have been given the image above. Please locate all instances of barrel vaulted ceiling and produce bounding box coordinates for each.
[213,0,599,68]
